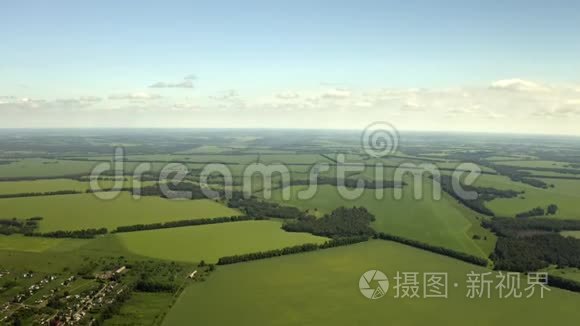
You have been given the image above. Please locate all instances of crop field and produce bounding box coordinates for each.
[0,159,100,178]
[2,131,580,325]
[104,292,175,325]
[491,160,576,169]
[472,175,580,218]
[0,235,81,253]
[0,178,150,195]
[163,240,580,326]
[267,182,492,258]
[562,231,580,239]
[115,220,328,263]
[0,192,241,232]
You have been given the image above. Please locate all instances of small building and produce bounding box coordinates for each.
[188,270,198,279]
[115,266,126,274]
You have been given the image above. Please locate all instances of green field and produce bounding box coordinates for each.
[0,159,99,178]
[0,235,86,252]
[267,183,492,257]
[163,240,580,326]
[0,178,150,195]
[493,160,576,169]
[116,220,328,263]
[105,292,175,326]
[562,231,580,239]
[472,174,580,218]
[0,192,241,232]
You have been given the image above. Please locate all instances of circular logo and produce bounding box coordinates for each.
[359,269,389,299]
[361,121,400,158]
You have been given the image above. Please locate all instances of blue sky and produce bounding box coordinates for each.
[1,1,580,133]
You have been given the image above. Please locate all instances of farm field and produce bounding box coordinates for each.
[115,220,328,263]
[163,240,580,326]
[562,231,580,239]
[0,192,241,232]
[0,235,83,253]
[267,182,492,258]
[472,175,580,218]
[0,159,99,178]
[491,160,576,169]
[104,292,175,326]
[0,178,149,195]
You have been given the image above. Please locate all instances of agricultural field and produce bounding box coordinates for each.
[0,159,99,178]
[0,177,148,195]
[1,130,580,325]
[267,182,493,258]
[472,174,580,219]
[163,240,580,326]
[1,192,241,232]
[116,220,328,263]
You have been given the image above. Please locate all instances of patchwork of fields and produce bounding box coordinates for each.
[2,134,580,325]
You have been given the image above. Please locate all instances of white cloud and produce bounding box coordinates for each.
[149,80,194,88]
[490,78,550,92]
[276,91,300,100]
[109,92,162,100]
[400,99,424,111]
[321,88,351,99]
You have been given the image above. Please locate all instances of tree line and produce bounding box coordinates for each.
[0,190,82,199]
[228,196,305,219]
[289,176,400,189]
[515,204,559,218]
[27,227,108,239]
[437,175,520,216]
[374,232,488,266]
[217,236,369,265]
[0,217,41,235]
[113,215,254,233]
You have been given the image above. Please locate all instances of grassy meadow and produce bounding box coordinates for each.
[267,183,492,258]
[0,192,241,232]
[115,220,328,263]
[471,174,580,218]
[163,240,580,326]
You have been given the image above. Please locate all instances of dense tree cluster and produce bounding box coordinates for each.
[113,215,253,233]
[282,207,376,237]
[28,228,108,239]
[482,217,580,238]
[437,175,520,216]
[217,237,369,265]
[492,234,580,272]
[135,182,215,199]
[484,217,580,273]
[374,232,488,266]
[134,280,177,293]
[228,196,305,219]
[547,204,559,215]
[0,217,41,235]
[547,275,580,293]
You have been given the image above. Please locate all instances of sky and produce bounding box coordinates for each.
[1,0,580,134]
